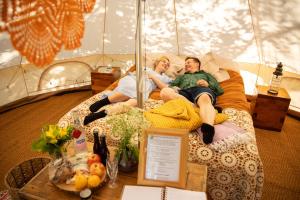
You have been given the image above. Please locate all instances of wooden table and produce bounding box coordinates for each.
[19,163,207,200]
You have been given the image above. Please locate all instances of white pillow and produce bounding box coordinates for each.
[201,52,240,72]
[200,52,240,82]
[214,69,230,82]
[145,53,185,79]
[200,52,220,76]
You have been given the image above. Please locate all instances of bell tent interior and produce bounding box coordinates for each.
[0,0,299,199]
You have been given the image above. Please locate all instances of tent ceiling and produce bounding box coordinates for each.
[1,0,299,71]
[0,0,300,107]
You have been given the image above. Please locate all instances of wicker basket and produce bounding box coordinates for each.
[4,157,51,200]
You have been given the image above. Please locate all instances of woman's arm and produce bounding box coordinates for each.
[148,73,169,89]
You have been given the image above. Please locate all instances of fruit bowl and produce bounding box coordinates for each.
[54,170,107,192]
[52,151,107,192]
[51,142,109,192]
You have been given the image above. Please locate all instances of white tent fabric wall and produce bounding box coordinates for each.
[251,0,300,74]
[141,0,261,64]
[0,0,300,108]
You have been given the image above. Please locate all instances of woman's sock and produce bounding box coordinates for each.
[89,97,110,112]
[83,110,107,125]
[201,123,215,144]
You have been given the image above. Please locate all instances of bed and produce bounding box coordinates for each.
[58,64,264,199]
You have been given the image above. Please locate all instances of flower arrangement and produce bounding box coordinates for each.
[32,125,74,158]
[106,107,150,165]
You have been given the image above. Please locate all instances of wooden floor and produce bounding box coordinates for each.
[0,90,299,199]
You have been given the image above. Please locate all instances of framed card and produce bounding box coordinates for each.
[137,128,189,188]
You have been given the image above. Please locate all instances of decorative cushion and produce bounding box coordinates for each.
[216,70,250,112]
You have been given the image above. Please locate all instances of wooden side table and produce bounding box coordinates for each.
[252,85,291,131]
[91,68,121,94]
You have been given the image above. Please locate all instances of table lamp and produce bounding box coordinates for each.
[268,62,283,95]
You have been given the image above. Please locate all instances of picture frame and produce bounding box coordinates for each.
[137,127,189,188]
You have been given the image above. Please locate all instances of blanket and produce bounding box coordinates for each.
[144,98,228,130]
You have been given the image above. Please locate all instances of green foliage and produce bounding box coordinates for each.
[106,108,150,161]
[32,124,73,158]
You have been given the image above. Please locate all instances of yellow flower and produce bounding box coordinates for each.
[32,124,73,157]
[59,128,68,138]
[45,130,55,139]
[45,126,57,144]
[49,138,58,144]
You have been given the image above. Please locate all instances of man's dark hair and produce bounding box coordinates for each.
[185,57,201,69]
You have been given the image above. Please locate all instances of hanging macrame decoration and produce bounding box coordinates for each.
[0,0,96,67]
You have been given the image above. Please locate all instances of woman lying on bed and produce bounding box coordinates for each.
[83,56,173,125]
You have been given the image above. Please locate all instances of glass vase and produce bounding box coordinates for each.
[118,149,138,173]
[48,155,63,184]
[48,152,73,184]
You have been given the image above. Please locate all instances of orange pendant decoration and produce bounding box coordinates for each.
[60,1,84,50]
[77,0,96,13]
[0,0,96,67]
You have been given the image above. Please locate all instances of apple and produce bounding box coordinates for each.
[89,162,105,177]
[87,154,101,166]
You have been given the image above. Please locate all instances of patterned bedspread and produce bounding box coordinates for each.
[58,92,264,200]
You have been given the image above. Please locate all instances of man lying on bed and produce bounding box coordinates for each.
[83,56,173,125]
[160,57,224,144]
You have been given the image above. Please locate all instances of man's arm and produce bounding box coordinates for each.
[197,79,209,87]
[169,75,182,87]
[205,73,224,95]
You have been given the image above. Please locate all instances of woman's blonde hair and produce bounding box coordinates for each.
[153,56,170,69]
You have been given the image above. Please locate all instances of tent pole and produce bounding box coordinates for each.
[136,0,144,108]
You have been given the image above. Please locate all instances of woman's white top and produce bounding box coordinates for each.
[109,67,172,100]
